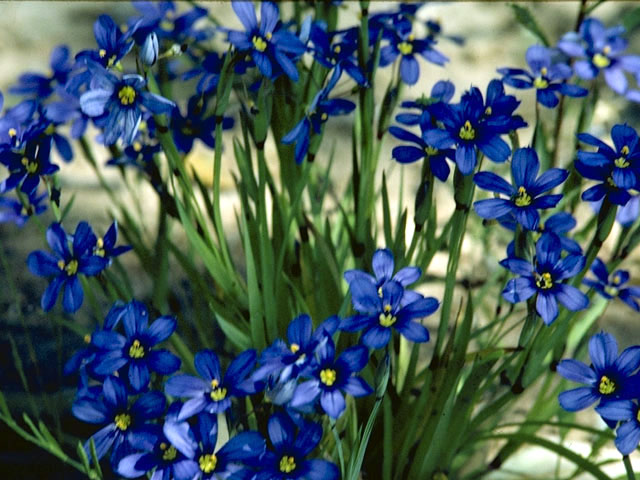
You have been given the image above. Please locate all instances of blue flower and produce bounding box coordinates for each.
[498,45,587,108]
[0,124,57,195]
[583,258,640,311]
[501,233,589,325]
[170,96,234,154]
[252,314,338,386]
[116,425,187,479]
[80,66,175,145]
[76,15,136,69]
[282,71,355,163]
[0,99,37,147]
[92,300,180,392]
[27,222,109,313]
[425,80,524,175]
[341,278,438,349]
[44,87,90,140]
[290,337,371,418]
[395,80,456,128]
[92,220,132,263]
[344,248,423,306]
[182,53,225,95]
[164,349,259,420]
[161,412,265,480]
[307,23,366,86]
[250,413,339,480]
[557,332,640,415]
[558,18,640,101]
[71,376,165,465]
[390,125,454,181]
[108,140,162,172]
[473,147,568,230]
[126,2,175,44]
[9,45,72,100]
[501,212,582,256]
[0,190,47,227]
[227,1,306,81]
[379,29,448,85]
[576,124,640,206]
[595,400,640,455]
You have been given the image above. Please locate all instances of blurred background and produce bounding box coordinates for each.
[1,1,640,478]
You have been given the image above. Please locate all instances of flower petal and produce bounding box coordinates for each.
[589,332,619,372]
[558,386,599,411]
[372,249,394,283]
[320,389,346,419]
[536,292,558,325]
[556,359,597,385]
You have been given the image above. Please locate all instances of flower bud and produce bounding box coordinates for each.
[141,32,159,66]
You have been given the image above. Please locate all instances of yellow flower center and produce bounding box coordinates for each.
[458,120,476,140]
[320,368,337,386]
[210,385,228,401]
[84,333,92,344]
[199,453,218,473]
[99,49,107,58]
[484,106,492,116]
[533,77,549,89]
[133,142,143,152]
[94,237,105,257]
[592,53,610,68]
[279,455,296,473]
[114,413,132,431]
[425,146,439,156]
[21,157,38,174]
[535,272,553,290]
[57,259,78,276]
[540,67,548,76]
[321,112,328,121]
[514,186,532,207]
[398,41,413,55]
[598,375,616,395]
[615,146,630,168]
[128,339,145,359]
[118,86,136,106]
[615,157,630,168]
[290,343,300,353]
[333,45,341,54]
[8,128,17,137]
[252,35,268,52]
[604,285,619,297]
[160,443,177,461]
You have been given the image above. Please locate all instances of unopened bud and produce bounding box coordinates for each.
[141,32,159,66]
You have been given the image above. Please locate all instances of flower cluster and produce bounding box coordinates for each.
[5,1,640,478]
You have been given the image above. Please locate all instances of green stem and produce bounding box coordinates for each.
[623,455,636,480]
[432,162,478,358]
